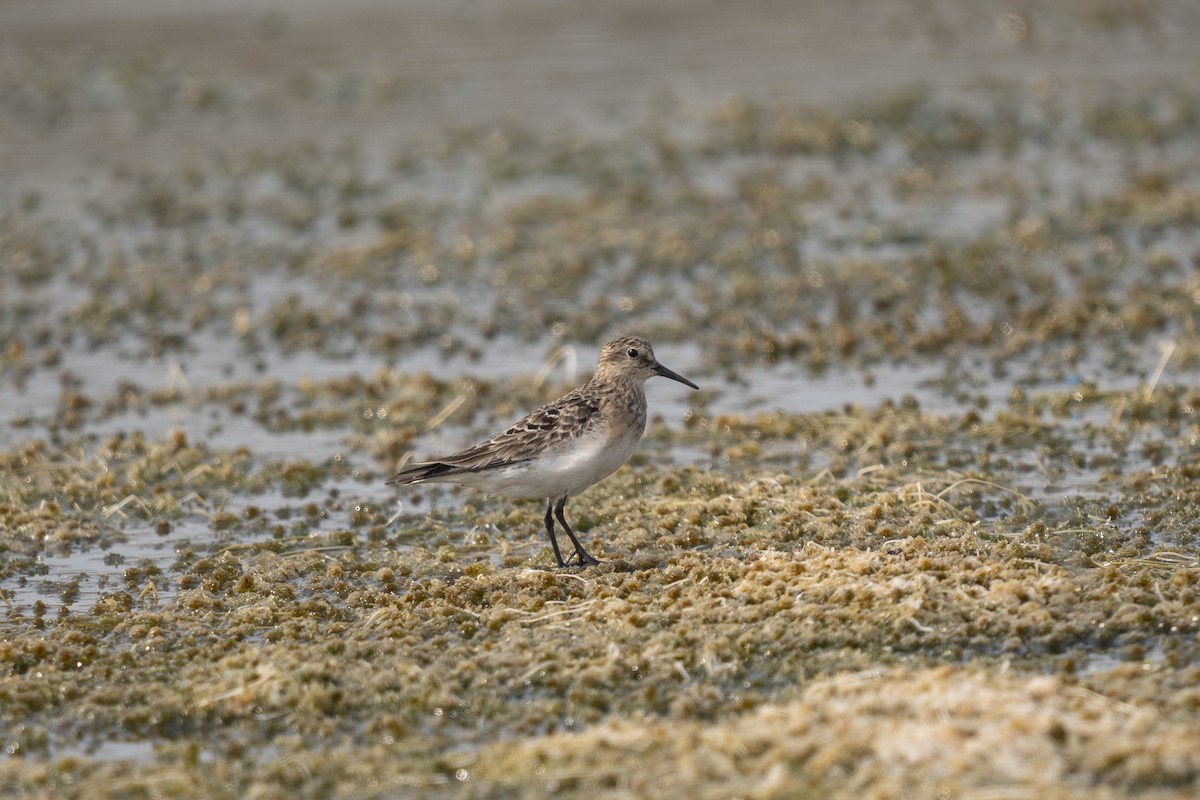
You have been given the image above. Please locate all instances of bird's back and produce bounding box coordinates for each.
[387,374,651,497]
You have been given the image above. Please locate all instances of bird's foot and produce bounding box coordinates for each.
[563,550,602,568]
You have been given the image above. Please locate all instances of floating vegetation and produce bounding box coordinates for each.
[3,4,1200,795]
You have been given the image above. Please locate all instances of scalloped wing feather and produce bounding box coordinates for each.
[386,388,602,485]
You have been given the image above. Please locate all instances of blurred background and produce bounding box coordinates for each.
[3,0,1198,429]
[4,1,1198,179]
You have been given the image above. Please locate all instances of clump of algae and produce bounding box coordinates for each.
[4,54,1200,799]
[4,429,1200,797]
[477,666,1200,799]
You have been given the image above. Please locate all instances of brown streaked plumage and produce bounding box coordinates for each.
[386,336,698,567]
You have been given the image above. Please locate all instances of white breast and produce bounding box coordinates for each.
[452,428,640,500]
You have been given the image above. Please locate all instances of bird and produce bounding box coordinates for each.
[386,336,699,567]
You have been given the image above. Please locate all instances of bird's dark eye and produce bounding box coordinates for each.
[626,348,639,358]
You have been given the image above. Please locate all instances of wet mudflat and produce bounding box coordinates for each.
[3,1,1200,797]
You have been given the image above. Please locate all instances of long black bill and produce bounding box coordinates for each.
[653,361,700,390]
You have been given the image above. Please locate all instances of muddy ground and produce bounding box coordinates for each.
[3,1,1200,797]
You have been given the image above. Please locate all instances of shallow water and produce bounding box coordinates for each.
[3,329,1187,613]
[4,1,1200,794]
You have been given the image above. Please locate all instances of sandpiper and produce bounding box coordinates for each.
[386,336,698,567]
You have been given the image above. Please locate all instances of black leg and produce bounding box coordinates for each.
[555,495,600,567]
[544,499,567,568]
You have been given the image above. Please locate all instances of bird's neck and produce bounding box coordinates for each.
[601,380,648,435]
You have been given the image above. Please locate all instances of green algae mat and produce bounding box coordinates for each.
[5,4,1200,797]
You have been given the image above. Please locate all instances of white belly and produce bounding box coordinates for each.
[451,429,640,500]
